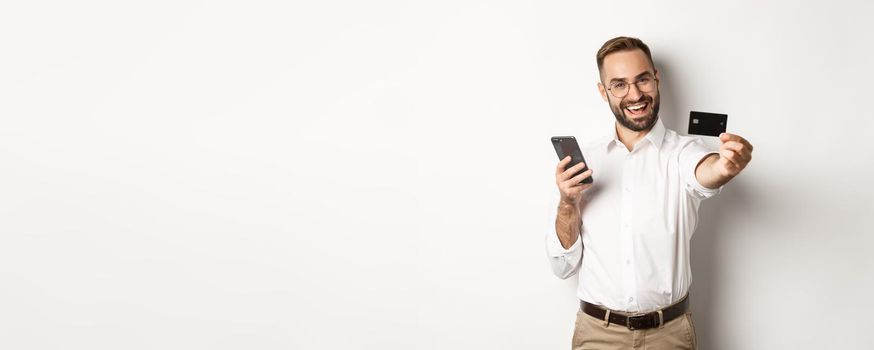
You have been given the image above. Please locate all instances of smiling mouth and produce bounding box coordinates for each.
[625,102,649,117]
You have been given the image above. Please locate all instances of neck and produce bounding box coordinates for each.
[615,122,652,151]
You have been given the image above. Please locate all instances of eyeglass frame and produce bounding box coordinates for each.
[602,75,660,99]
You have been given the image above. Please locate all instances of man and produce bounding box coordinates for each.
[545,36,753,349]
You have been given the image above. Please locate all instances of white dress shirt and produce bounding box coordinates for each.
[545,119,722,313]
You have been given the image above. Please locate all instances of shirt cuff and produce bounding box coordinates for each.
[686,151,723,199]
[546,230,582,258]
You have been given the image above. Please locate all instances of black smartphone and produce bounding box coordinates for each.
[551,136,592,184]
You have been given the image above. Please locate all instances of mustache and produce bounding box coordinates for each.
[621,96,652,108]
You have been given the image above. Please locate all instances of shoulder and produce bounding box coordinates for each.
[663,127,707,151]
[579,134,612,154]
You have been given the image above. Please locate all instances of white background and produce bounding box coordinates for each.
[2,1,873,349]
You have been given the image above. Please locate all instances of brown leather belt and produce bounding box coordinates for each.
[580,295,689,331]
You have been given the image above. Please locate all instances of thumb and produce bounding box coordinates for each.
[719,133,730,142]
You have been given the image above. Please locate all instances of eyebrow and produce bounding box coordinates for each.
[609,71,654,84]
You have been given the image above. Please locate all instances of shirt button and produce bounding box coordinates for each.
[624,187,630,192]
[626,259,631,265]
[628,297,634,302]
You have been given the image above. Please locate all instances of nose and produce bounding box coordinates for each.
[625,82,643,101]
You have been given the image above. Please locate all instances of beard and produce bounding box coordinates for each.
[609,92,660,132]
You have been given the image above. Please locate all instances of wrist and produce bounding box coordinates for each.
[559,198,580,210]
[558,200,583,221]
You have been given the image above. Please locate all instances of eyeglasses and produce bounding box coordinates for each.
[605,76,659,98]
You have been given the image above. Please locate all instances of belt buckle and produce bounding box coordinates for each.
[626,314,648,331]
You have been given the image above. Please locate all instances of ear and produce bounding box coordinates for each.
[655,68,660,81]
[597,82,609,102]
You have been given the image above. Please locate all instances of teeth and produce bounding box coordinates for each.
[626,103,646,111]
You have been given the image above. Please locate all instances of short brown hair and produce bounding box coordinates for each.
[596,36,654,73]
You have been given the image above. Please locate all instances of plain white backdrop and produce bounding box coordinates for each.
[2,1,873,349]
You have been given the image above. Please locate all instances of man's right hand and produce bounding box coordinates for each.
[555,156,593,207]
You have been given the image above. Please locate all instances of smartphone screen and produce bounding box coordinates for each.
[551,136,592,184]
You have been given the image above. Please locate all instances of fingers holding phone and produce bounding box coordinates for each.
[555,156,593,206]
[551,136,594,206]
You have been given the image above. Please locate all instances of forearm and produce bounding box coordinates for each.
[555,201,582,249]
[695,153,732,189]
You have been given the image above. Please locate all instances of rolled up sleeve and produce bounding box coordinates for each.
[679,138,723,200]
[545,221,583,280]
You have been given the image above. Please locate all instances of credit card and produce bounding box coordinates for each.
[688,111,727,137]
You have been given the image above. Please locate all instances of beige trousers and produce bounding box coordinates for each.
[572,308,698,350]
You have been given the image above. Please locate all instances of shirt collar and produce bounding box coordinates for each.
[605,118,666,151]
